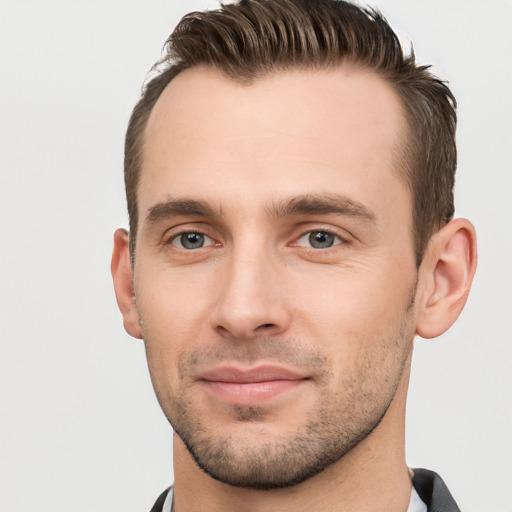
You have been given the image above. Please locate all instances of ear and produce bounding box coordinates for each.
[415,218,477,339]
[111,228,142,339]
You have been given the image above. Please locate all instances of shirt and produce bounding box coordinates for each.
[161,484,427,511]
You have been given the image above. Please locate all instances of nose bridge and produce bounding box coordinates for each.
[211,235,289,339]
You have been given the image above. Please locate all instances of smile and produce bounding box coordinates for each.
[199,365,309,406]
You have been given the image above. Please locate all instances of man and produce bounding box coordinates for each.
[111,0,477,510]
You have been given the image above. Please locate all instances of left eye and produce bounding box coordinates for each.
[296,230,342,249]
[171,232,213,250]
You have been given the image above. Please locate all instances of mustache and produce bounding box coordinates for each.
[178,337,330,379]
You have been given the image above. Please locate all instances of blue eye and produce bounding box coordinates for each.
[172,232,212,250]
[297,230,341,249]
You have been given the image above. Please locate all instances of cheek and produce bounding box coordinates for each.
[295,261,415,325]
[134,272,214,394]
[291,264,416,372]
[136,263,214,335]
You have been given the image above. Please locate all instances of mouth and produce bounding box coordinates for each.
[199,365,309,406]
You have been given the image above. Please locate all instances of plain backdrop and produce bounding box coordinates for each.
[0,1,511,511]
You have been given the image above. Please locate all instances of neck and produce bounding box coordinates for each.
[172,368,412,512]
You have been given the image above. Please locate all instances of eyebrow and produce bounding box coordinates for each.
[145,198,221,226]
[143,193,377,227]
[266,193,378,223]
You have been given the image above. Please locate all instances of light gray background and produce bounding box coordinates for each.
[0,1,511,511]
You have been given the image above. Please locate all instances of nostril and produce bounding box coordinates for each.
[257,323,275,331]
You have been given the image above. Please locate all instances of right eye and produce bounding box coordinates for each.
[170,232,214,250]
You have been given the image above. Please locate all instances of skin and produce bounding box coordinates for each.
[112,66,477,512]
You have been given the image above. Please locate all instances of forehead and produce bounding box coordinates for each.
[139,65,409,220]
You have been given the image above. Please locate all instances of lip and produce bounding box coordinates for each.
[199,365,309,406]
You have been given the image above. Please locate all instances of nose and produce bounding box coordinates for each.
[210,246,292,341]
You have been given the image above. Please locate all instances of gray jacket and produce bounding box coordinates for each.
[150,468,461,512]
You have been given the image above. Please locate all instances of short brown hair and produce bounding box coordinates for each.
[125,0,456,266]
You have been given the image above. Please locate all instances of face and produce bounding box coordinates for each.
[132,66,418,488]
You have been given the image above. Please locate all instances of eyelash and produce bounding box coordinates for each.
[165,227,349,251]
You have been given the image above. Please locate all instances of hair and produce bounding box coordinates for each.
[124,0,457,266]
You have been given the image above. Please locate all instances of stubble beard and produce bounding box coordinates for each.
[150,309,415,491]
[172,376,397,490]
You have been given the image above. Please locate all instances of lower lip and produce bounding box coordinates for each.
[203,379,306,406]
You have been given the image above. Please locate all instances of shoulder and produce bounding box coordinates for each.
[412,468,461,512]
[149,473,460,512]
[149,487,172,512]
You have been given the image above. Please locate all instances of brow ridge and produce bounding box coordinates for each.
[143,193,377,227]
[145,198,221,226]
[265,193,377,222]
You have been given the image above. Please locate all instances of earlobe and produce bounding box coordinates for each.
[416,218,477,339]
[111,228,143,339]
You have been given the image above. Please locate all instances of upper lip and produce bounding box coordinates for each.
[199,365,307,383]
